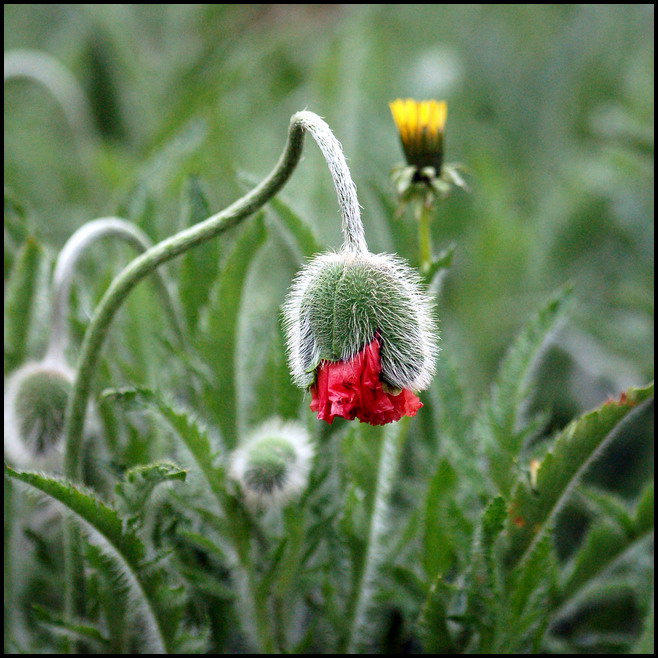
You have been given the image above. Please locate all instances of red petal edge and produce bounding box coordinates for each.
[309,337,422,425]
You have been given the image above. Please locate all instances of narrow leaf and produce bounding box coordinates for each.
[4,236,43,372]
[199,214,267,447]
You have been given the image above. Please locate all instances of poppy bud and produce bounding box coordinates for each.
[4,360,74,468]
[230,420,314,508]
[283,250,438,425]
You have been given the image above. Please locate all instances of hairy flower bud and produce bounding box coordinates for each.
[230,420,314,508]
[283,251,438,425]
[4,360,74,468]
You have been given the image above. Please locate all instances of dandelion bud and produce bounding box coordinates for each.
[283,251,438,426]
[230,420,314,508]
[4,360,74,468]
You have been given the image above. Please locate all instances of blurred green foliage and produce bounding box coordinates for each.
[4,4,654,654]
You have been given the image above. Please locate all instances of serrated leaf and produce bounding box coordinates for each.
[4,236,43,373]
[463,496,507,652]
[5,465,185,653]
[479,286,573,496]
[104,387,225,504]
[505,382,654,569]
[114,462,187,522]
[32,604,109,650]
[199,214,267,447]
[84,543,130,654]
[557,480,654,612]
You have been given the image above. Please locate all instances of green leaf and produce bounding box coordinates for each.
[424,241,456,288]
[199,214,267,447]
[463,496,508,652]
[634,481,654,533]
[579,486,636,536]
[632,596,654,654]
[423,458,459,577]
[416,575,457,654]
[114,462,187,522]
[505,382,654,570]
[269,196,323,260]
[557,480,654,611]
[103,387,226,505]
[4,236,43,373]
[32,604,109,650]
[478,285,573,496]
[83,543,130,654]
[4,186,29,278]
[5,465,186,653]
[178,177,219,333]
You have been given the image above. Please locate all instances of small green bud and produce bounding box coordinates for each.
[230,420,314,508]
[283,251,438,391]
[4,360,73,468]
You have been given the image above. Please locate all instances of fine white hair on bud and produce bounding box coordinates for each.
[283,250,439,392]
[4,359,74,469]
[229,419,314,509]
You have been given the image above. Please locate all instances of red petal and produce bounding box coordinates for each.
[309,337,422,425]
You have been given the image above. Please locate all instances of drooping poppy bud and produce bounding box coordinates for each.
[229,419,314,508]
[4,360,74,468]
[283,251,438,425]
[282,111,438,425]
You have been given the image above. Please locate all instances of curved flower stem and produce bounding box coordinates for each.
[62,110,360,639]
[343,418,409,653]
[47,217,185,362]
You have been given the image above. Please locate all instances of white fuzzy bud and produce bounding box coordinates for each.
[4,359,74,469]
[282,250,438,392]
[229,419,314,509]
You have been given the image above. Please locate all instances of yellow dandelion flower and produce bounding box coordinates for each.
[389,99,447,175]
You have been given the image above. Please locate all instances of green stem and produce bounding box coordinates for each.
[4,479,13,654]
[343,419,409,653]
[416,201,433,275]
[62,115,306,482]
[61,112,311,647]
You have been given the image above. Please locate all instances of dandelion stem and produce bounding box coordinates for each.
[416,201,433,275]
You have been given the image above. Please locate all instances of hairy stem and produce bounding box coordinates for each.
[343,419,409,653]
[47,217,184,361]
[61,110,362,646]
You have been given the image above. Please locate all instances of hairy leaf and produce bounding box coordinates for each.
[5,465,188,653]
[478,286,573,496]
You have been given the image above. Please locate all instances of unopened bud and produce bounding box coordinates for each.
[284,251,438,391]
[230,420,314,508]
[4,360,73,468]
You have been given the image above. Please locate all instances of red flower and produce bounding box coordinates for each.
[310,337,423,425]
